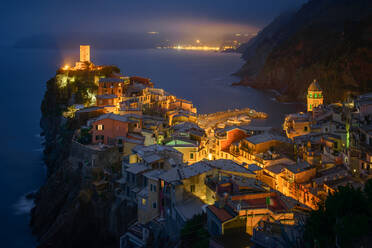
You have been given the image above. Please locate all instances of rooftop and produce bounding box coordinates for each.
[207,159,255,175]
[207,205,235,223]
[308,79,322,91]
[99,77,125,83]
[142,154,162,164]
[285,161,312,174]
[174,192,205,221]
[265,164,286,175]
[159,162,212,183]
[245,133,289,145]
[95,113,130,123]
[143,169,165,180]
[125,163,151,174]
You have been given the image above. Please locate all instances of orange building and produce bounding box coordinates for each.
[96,78,126,107]
[91,113,141,145]
[258,162,319,209]
[307,80,323,112]
[215,127,247,152]
[96,95,119,107]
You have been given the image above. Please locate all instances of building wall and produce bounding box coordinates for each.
[219,129,246,151]
[97,97,119,107]
[244,139,286,154]
[92,118,129,144]
[171,146,199,164]
[98,82,123,98]
[80,45,90,62]
[307,90,323,112]
[182,173,210,203]
[138,177,160,224]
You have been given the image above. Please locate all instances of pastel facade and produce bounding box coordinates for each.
[91,113,142,145]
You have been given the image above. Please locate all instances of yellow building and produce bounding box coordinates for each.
[307,79,323,112]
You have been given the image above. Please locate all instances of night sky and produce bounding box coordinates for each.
[1,0,307,45]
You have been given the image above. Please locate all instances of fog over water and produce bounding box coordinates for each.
[0,47,304,247]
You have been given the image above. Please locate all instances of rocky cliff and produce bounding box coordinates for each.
[235,0,372,103]
[31,67,136,248]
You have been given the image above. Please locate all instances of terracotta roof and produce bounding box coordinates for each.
[130,76,151,84]
[308,79,322,91]
[207,205,234,223]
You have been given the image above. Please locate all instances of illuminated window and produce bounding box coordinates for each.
[314,93,317,98]
[97,124,104,130]
[142,198,146,206]
[309,93,312,98]
[310,104,312,110]
[190,153,194,160]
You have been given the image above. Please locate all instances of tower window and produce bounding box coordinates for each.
[309,93,312,98]
[314,93,317,98]
[310,104,312,110]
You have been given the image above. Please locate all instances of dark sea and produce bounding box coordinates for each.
[0,47,304,247]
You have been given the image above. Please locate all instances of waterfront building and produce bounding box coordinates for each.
[307,79,323,112]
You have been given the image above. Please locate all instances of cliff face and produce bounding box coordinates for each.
[236,0,372,103]
[31,67,136,248]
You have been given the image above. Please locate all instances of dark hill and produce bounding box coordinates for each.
[235,0,372,103]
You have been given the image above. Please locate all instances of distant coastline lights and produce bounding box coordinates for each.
[172,45,220,51]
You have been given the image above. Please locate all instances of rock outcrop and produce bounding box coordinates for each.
[31,68,136,248]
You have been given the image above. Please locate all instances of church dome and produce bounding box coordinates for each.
[308,79,322,91]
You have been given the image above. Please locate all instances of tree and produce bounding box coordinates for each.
[180,213,209,248]
[304,180,372,248]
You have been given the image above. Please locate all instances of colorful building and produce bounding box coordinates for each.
[307,79,323,112]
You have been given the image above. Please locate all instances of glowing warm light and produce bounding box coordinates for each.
[148,31,159,34]
[62,65,70,70]
[208,153,213,160]
[172,45,220,51]
[196,39,200,44]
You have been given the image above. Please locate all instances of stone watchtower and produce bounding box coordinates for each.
[80,45,90,63]
[307,79,323,112]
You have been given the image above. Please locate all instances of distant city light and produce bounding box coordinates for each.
[173,45,220,51]
[196,39,201,44]
[147,31,159,34]
[62,64,70,70]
